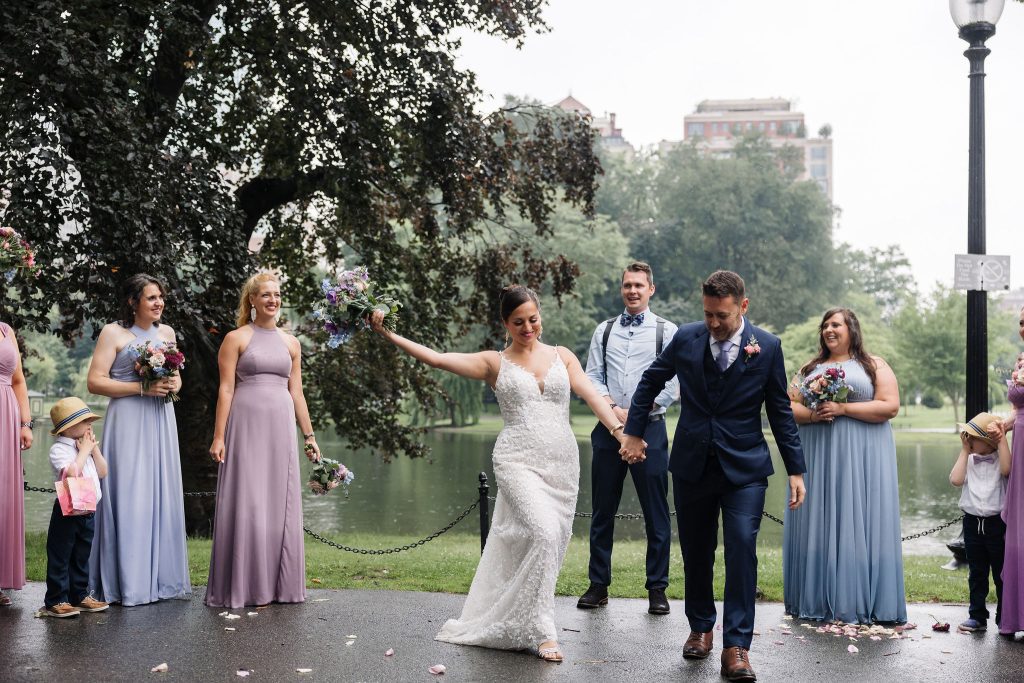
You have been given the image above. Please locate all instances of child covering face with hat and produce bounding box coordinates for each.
[950,412,1012,633]
[39,397,109,618]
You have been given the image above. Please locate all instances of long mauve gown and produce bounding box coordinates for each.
[205,324,305,608]
[1001,383,1024,634]
[0,322,25,593]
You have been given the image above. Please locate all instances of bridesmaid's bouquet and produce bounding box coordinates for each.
[796,365,851,410]
[1010,353,1024,386]
[306,445,355,496]
[0,226,39,281]
[312,266,402,348]
[130,340,186,403]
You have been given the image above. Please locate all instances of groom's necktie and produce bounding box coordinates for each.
[716,340,733,373]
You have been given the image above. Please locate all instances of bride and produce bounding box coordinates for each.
[370,285,632,662]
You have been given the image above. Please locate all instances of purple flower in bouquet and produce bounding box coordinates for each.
[313,267,401,347]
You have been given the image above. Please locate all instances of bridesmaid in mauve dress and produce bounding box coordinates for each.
[999,307,1024,637]
[0,321,35,607]
[205,272,320,608]
[87,274,191,606]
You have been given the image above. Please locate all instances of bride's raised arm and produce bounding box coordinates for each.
[370,310,498,385]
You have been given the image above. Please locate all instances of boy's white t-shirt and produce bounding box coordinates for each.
[49,436,102,504]
[959,451,1005,518]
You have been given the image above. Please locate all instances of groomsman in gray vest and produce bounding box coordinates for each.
[578,262,679,615]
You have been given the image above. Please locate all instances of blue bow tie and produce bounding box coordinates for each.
[620,312,644,327]
[973,453,997,464]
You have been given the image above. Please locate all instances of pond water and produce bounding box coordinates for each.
[20,422,964,556]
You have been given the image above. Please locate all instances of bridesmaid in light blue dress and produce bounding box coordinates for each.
[783,307,906,624]
[87,274,191,606]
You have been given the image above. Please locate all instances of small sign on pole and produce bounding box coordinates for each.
[954,254,1010,291]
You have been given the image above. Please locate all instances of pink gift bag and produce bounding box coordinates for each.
[55,470,97,516]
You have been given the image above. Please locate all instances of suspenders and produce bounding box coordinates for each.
[600,316,665,383]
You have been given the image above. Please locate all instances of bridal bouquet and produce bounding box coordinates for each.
[796,365,851,410]
[130,340,186,403]
[1010,353,1024,386]
[306,445,355,496]
[0,226,38,281]
[313,266,402,348]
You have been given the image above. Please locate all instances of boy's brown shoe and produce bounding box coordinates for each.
[37,603,81,618]
[74,596,109,612]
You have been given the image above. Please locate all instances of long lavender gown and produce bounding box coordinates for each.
[89,324,192,605]
[1001,383,1024,634]
[205,325,305,608]
[0,322,25,593]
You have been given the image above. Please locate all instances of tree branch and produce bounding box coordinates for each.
[236,168,328,236]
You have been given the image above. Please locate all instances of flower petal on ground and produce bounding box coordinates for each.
[428,664,446,675]
[236,671,250,678]
[848,645,859,653]
[385,648,394,657]
[150,663,169,673]
[296,669,313,674]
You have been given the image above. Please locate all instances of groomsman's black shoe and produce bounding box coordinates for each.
[647,589,670,615]
[682,631,713,659]
[576,584,608,609]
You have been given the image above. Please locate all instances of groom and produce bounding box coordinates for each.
[620,270,805,682]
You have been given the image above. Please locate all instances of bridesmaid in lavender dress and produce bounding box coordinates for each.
[87,274,191,605]
[0,321,35,607]
[205,272,320,608]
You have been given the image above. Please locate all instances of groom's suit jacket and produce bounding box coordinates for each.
[625,318,805,486]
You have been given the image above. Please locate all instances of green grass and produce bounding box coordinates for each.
[26,532,976,604]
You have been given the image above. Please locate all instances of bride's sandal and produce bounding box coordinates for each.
[0,591,11,607]
[537,642,563,663]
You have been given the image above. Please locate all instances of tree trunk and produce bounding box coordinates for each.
[174,318,223,536]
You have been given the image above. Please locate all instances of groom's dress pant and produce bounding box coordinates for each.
[674,450,766,650]
[589,419,671,590]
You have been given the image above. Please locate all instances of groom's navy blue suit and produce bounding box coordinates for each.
[625,317,805,650]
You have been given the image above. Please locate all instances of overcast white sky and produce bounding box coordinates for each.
[454,0,1024,293]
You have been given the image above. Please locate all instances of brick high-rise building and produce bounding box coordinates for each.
[555,95,635,160]
[674,98,833,199]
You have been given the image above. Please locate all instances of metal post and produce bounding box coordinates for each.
[478,471,490,554]
[960,22,996,419]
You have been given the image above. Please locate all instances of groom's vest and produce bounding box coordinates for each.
[703,342,738,407]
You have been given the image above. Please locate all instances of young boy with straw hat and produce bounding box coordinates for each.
[950,412,1012,633]
[38,397,109,618]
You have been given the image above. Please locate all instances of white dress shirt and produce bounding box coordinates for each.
[959,452,1006,518]
[49,436,102,503]
[585,308,679,414]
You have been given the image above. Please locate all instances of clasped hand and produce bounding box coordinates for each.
[618,434,647,465]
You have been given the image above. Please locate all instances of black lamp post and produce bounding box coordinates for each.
[951,0,1004,419]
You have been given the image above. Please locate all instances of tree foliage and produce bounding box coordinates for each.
[0,1,600,531]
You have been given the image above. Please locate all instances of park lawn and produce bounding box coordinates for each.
[25,532,975,604]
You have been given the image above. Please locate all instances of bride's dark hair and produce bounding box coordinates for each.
[498,285,540,321]
[799,307,877,387]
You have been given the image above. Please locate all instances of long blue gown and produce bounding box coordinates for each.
[89,324,192,605]
[783,359,906,623]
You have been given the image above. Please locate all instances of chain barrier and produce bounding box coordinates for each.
[303,498,480,554]
[24,481,966,550]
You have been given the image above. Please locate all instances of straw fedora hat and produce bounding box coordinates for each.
[49,397,102,436]
[957,412,1000,448]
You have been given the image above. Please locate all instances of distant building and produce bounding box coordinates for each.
[665,98,833,199]
[554,95,635,160]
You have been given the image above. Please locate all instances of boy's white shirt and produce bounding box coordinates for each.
[49,436,102,503]
[959,451,1006,518]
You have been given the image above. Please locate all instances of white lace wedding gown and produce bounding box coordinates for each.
[436,351,580,650]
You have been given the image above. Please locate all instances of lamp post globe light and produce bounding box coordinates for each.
[950,0,1004,418]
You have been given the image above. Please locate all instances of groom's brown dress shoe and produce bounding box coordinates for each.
[720,646,756,681]
[682,630,713,659]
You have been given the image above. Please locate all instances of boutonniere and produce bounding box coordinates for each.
[743,335,761,362]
